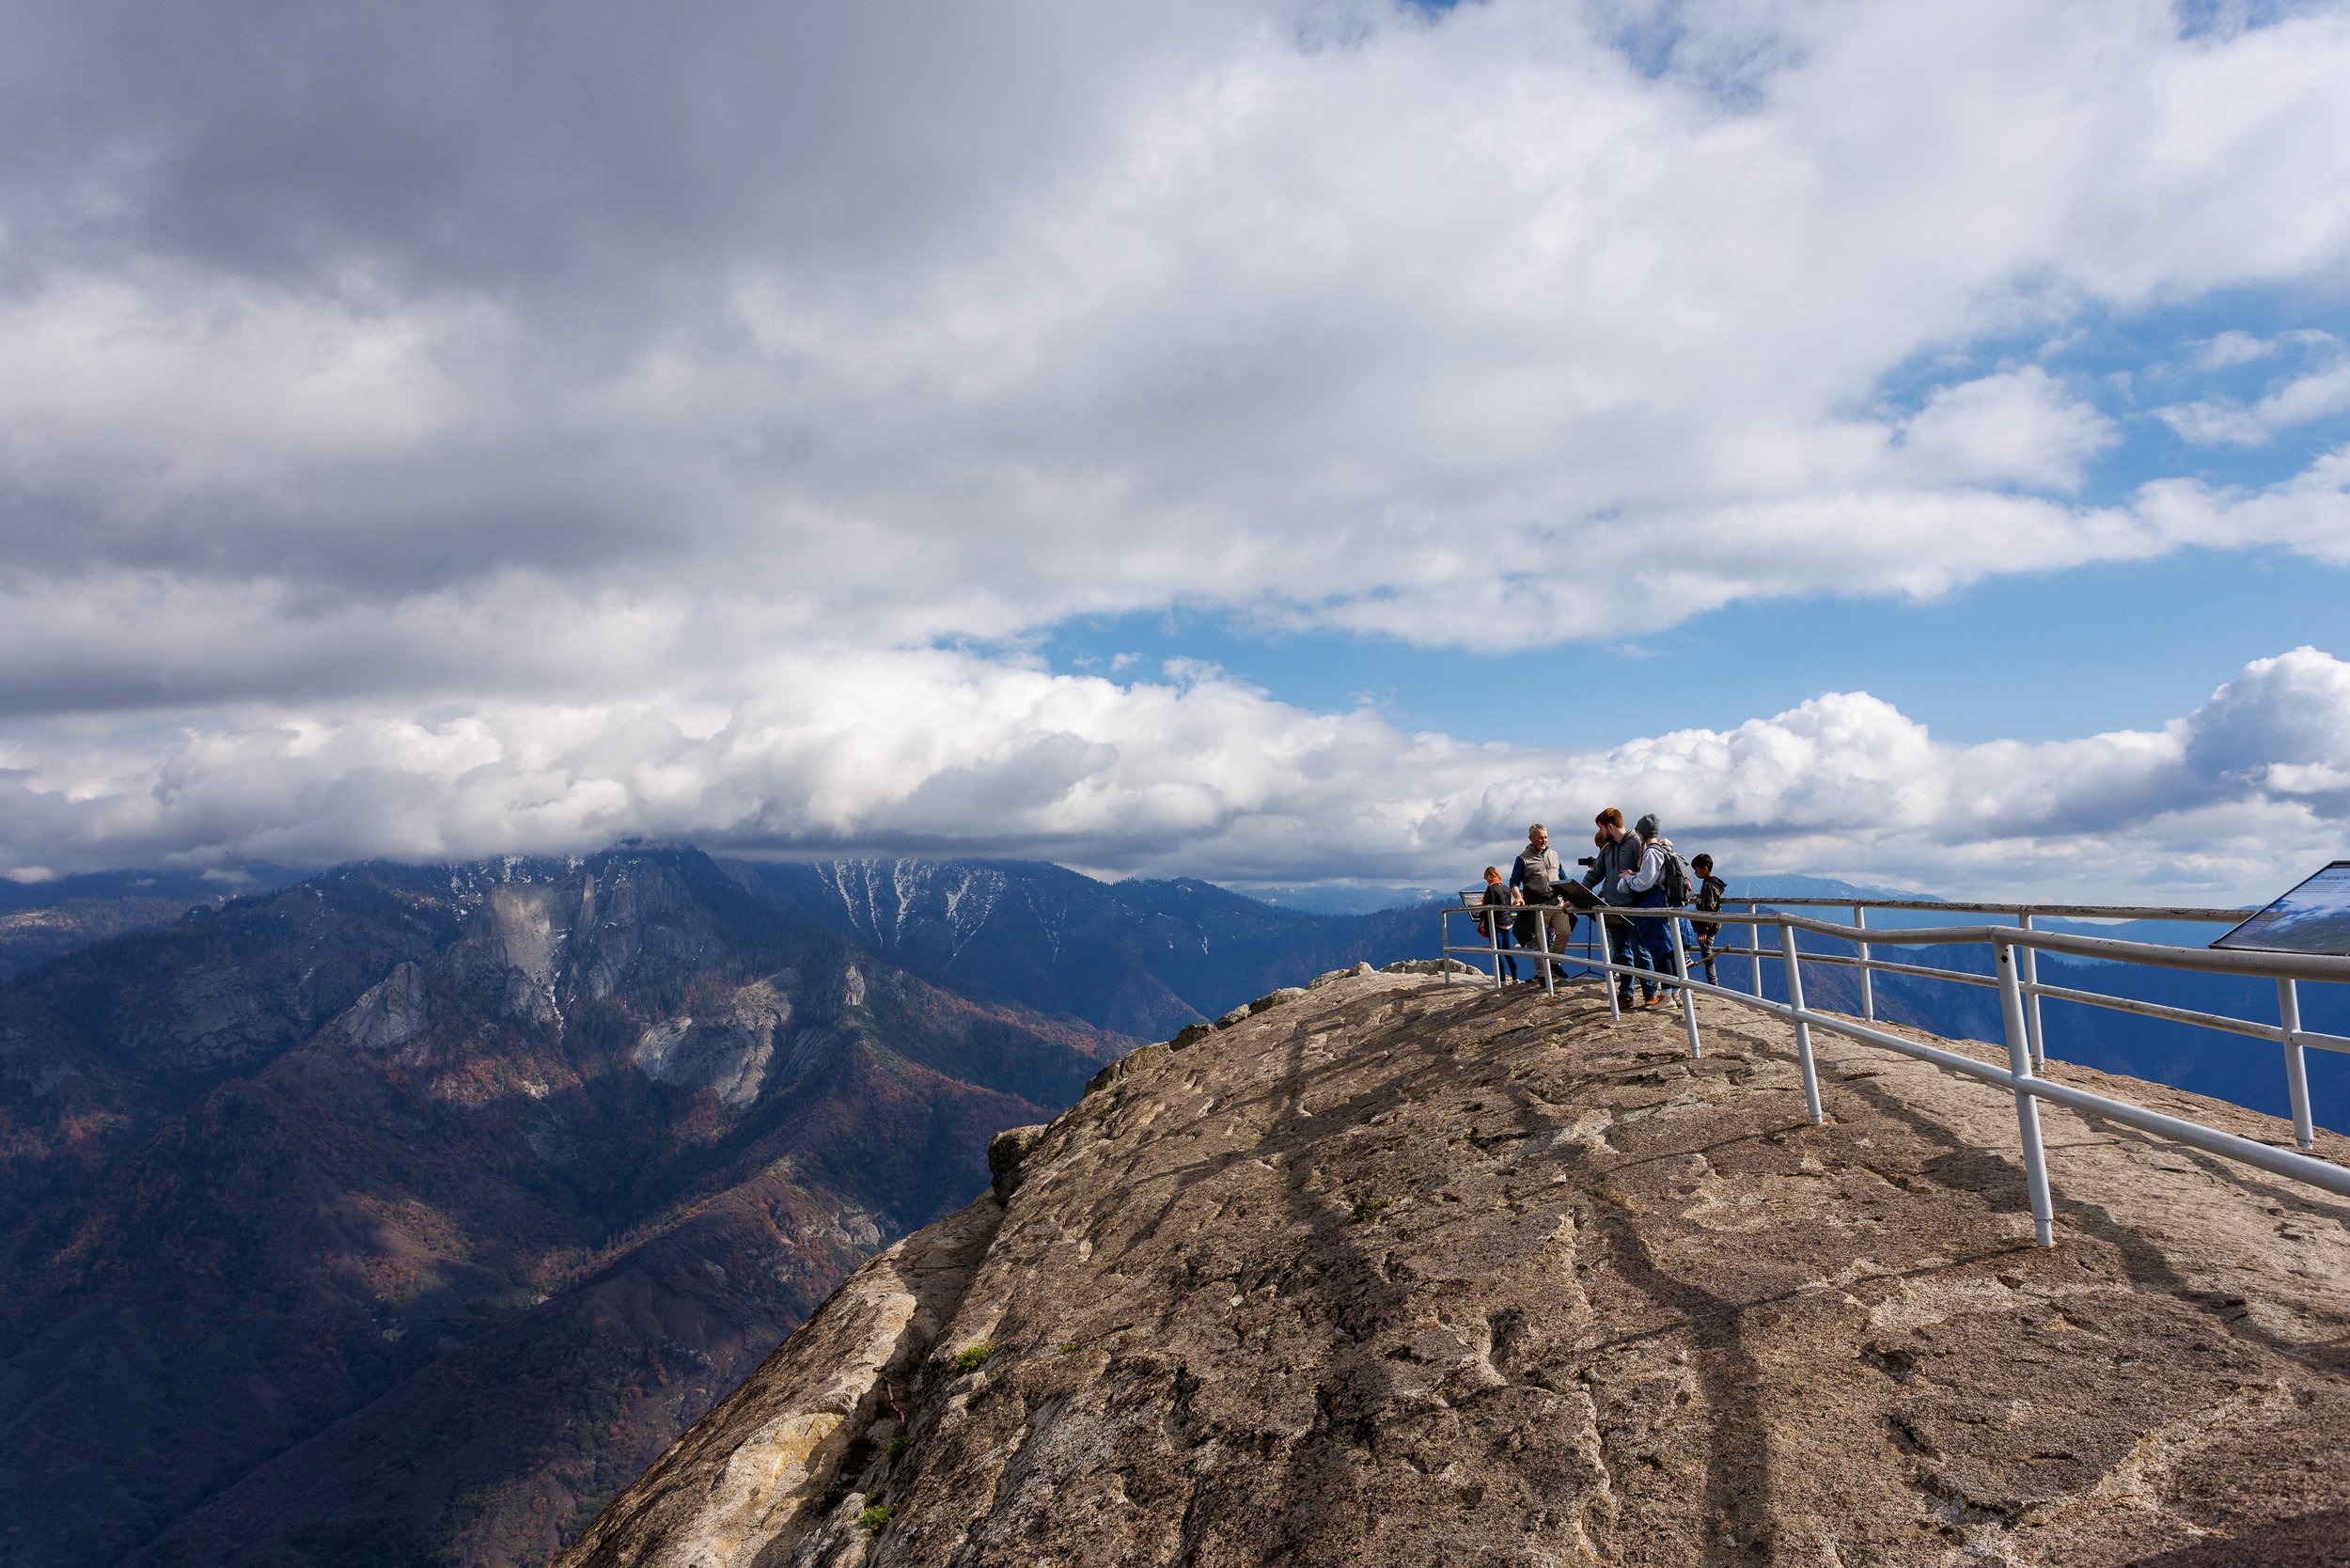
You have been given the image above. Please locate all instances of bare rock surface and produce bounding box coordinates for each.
[557,1199,1003,1568]
[558,972,2350,1567]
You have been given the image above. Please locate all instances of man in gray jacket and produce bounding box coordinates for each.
[1508,823,1571,980]
[1583,808,1651,1007]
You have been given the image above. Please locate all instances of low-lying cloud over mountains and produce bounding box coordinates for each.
[6,646,2344,905]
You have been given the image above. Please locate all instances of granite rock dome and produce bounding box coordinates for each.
[560,968,2350,1567]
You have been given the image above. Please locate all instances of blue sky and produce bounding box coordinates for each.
[1041,281,2350,753]
[1041,549,2348,752]
[1,0,2348,905]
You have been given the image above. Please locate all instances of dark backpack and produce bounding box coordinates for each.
[1653,839,1694,906]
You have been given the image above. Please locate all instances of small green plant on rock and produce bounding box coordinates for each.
[858,1502,897,1533]
[949,1343,995,1375]
[885,1435,913,1461]
[1350,1195,1392,1223]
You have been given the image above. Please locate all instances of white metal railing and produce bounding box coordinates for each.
[1438,891,2350,1247]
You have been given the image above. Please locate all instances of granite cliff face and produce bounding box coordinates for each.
[562,966,2350,1567]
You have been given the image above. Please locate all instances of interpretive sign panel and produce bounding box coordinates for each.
[2213,861,2350,956]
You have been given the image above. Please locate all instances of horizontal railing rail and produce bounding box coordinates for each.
[1723,895,2254,921]
[1438,888,2350,1245]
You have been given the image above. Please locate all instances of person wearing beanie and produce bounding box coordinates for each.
[1614,813,1679,1007]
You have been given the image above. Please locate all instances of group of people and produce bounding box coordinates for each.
[1475,810,1729,1008]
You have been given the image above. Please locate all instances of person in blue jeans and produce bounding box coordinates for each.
[1612,813,1683,1008]
[1584,808,1646,1006]
[1477,866,1520,981]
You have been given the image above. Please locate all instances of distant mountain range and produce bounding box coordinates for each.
[0,846,1445,1568]
[0,867,306,980]
[0,848,1136,1568]
[736,857,1434,1038]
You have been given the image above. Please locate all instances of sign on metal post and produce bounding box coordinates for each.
[2214,861,2350,956]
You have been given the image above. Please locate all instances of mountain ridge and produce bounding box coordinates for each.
[738,856,1434,1038]
[0,845,1127,1568]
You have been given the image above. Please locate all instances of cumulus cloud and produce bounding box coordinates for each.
[1,0,2349,682]
[1896,368,2117,491]
[4,646,2345,906]
[2135,446,2350,564]
[4,1,2350,892]
[2159,357,2350,447]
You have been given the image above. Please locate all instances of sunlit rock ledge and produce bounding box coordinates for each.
[557,966,2350,1568]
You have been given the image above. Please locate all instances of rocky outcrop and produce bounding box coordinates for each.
[559,969,2350,1567]
[556,1200,1004,1568]
[633,976,793,1109]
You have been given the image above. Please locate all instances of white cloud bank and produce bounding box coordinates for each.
[5,647,2344,906]
[4,0,2350,893]
[1,0,2349,682]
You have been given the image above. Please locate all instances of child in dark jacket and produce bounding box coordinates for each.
[1691,854,1728,985]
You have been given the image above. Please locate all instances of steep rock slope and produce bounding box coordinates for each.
[564,968,2350,1567]
[0,847,1123,1568]
[745,858,1434,1038]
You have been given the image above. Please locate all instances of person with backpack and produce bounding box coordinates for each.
[1584,808,1647,1008]
[1508,823,1571,981]
[1477,865,1520,982]
[1690,853,1729,986]
[1613,813,1692,1008]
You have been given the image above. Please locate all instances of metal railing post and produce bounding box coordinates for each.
[1486,904,1504,990]
[1668,916,1701,1058]
[1442,908,1453,986]
[1996,936,2056,1247]
[1748,902,1764,997]
[1853,903,1874,1023]
[2017,912,2044,1071]
[1534,904,1556,997]
[1777,920,1824,1125]
[1596,914,1622,1023]
[2280,979,2315,1152]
